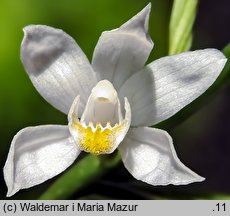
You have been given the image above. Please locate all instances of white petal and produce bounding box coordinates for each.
[119,49,227,126]
[21,25,98,115]
[119,127,204,185]
[4,125,80,196]
[92,4,153,90]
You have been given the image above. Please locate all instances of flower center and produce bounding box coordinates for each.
[68,80,131,154]
[72,122,127,154]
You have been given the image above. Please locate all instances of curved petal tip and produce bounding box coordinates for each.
[120,3,152,44]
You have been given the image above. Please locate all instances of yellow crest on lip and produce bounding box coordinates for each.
[72,122,126,154]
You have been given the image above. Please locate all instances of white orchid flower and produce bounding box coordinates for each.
[4,4,227,197]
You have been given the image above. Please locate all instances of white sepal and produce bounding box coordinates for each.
[4,125,80,197]
[21,25,98,116]
[119,127,205,185]
[92,4,153,90]
[119,49,227,126]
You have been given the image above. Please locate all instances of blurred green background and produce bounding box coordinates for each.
[0,0,229,199]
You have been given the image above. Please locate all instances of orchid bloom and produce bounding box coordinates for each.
[4,4,227,197]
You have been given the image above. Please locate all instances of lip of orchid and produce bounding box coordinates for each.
[68,80,131,154]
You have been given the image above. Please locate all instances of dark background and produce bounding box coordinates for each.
[0,0,229,199]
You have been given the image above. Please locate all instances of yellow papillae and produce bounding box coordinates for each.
[73,122,125,154]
